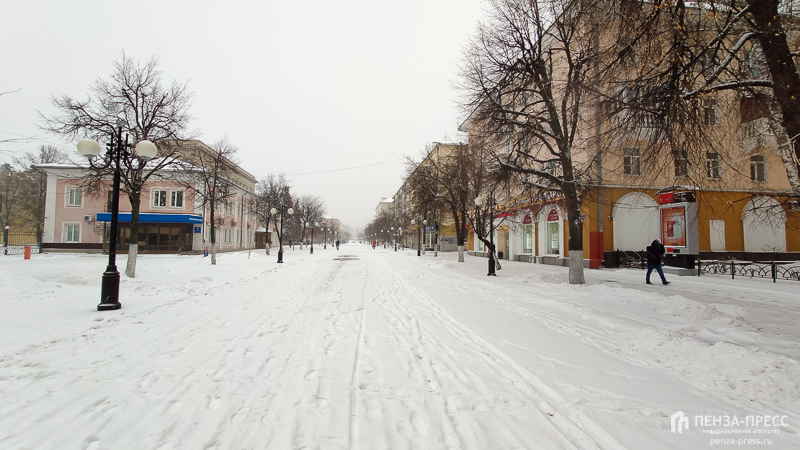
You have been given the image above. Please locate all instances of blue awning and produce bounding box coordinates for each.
[95,212,203,224]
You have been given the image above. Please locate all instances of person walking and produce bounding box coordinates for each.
[645,239,669,285]
[203,239,209,257]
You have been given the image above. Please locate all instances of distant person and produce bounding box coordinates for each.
[203,240,209,257]
[645,239,669,285]
[335,239,340,250]
[372,240,376,249]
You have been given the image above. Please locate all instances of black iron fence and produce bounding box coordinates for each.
[699,260,800,282]
[605,249,799,283]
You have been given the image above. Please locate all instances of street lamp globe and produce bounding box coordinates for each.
[76,139,102,158]
[287,208,294,215]
[270,207,277,215]
[134,140,157,160]
[474,196,483,207]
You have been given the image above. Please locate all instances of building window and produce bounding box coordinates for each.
[674,151,689,178]
[171,190,184,208]
[64,224,80,243]
[523,225,533,253]
[707,152,722,179]
[67,187,82,207]
[624,147,641,176]
[703,99,718,126]
[750,154,766,182]
[152,189,167,207]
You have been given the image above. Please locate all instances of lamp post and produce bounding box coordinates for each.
[310,221,317,254]
[2,225,8,255]
[475,195,496,276]
[270,203,294,263]
[422,219,427,255]
[76,127,158,310]
[392,226,397,251]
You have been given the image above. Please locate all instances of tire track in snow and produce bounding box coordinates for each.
[349,257,369,450]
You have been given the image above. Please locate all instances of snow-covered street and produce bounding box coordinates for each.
[1,245,798,449]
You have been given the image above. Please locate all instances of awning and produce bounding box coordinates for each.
[95,212,203,224]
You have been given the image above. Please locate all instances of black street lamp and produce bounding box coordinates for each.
[77,127,158,310]
[310,221,317,254]
[270,204,294,263]
[2,225,9,255]
[391,226,397,251]
[475,195,497,276]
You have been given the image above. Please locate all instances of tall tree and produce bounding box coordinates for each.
[297,194,326,248]
[611,0,800,198]
[15,146,69,243]
[251,173,293,255]
[40,52,194,277]
[404,143,474,262]
[459,0,617,284]
[176,138,239,265]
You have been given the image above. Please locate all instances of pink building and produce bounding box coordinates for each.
[35,164,259,253]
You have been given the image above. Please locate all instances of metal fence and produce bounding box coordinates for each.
[2,230,42,256]
[699,260,800,282]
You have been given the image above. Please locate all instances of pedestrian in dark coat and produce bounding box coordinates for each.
[645,239,669,285]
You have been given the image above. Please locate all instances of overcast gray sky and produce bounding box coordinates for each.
[0,0,486,232]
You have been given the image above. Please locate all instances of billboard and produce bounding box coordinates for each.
[658,202,699,255]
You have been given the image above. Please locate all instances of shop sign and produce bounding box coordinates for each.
[547,209,560,222]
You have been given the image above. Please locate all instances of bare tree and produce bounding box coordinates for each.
[404,143,475,262]
[458,0,621,284]
[609,0,800,198]
[297,194,326,249]
[175,138,239,265]
[14,146,69,243]
[251,173,293,255]
[40,52,194,277]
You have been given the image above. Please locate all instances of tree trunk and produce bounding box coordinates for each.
[565,198,585,285]
[748,0,800,197]
[125,193,141,278]
[209,204,217,265]
[457,245,465,262]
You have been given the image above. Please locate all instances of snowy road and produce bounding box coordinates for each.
[1,245,798,449]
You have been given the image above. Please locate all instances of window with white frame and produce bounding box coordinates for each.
[152,189,168,207]
[707,152,722,179]
[67,187,82,207]
[623,147,641,176]
[64,223,80,243]
[171,190,184,208]
[750,154,766,182]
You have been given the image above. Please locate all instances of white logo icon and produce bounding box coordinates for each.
[671,411,689,434]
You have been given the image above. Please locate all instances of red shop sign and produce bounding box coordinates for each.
[547,209,559,222]
[523,214,532,224]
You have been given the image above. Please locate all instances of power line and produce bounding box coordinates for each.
[279,158,405,177]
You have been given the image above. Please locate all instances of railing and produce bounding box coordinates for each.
[2,244,41,256]
[617,250,646,269]
[698,260,800,282]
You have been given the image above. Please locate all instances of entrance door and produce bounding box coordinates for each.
[547,222,560,254]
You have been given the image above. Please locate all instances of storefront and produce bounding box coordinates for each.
[96,212,203,253]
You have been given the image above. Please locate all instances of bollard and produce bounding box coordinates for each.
[24,245,31,260]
